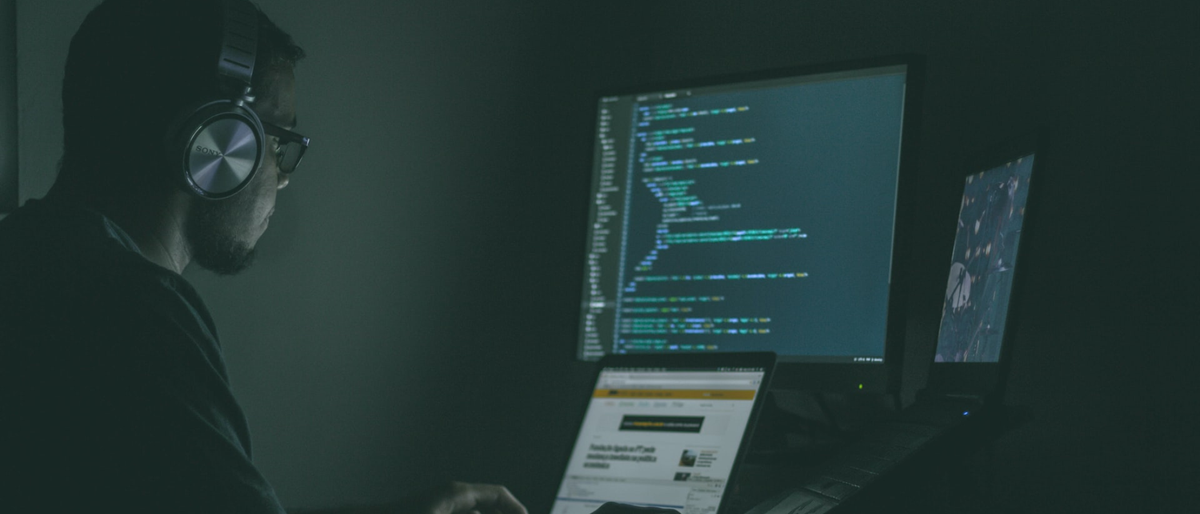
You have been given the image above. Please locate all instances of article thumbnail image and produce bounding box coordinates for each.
[679,449,698,467]
[935,156,1033,363]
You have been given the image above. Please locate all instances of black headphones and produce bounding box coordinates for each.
[164,0,264,200]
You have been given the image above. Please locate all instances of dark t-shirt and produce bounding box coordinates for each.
[0,198,284,513]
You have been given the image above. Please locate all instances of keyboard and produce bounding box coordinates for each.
[741,398,987,514]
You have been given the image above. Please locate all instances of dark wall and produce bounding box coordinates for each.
[0,0,15,212]
[14,1,1198,512]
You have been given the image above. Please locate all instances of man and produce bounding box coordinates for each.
[0,1,525,513]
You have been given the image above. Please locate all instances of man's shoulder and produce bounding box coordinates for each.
[0,209,270,514]
[0,199,218,353]
[0,198,144,277]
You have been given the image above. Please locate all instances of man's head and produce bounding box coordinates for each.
[186,65,297,275]
[58,0,305,274]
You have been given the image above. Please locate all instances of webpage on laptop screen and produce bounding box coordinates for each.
[552,369,765,514]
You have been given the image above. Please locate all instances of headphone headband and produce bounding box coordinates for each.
[215,0,258,100]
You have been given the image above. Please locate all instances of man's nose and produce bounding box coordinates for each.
[276,170,290,190]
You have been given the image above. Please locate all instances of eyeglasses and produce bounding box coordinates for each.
[262,121,310,174]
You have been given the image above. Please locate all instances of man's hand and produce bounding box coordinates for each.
[413,481,527,514]
[285,482,526,514]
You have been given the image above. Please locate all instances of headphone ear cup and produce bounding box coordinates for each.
[165,100,265,200]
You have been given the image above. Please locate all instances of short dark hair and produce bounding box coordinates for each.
[57,0,304,197]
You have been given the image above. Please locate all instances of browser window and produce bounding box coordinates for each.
[552,368,766,514]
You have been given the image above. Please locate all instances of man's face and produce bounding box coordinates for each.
[186,67,296,275]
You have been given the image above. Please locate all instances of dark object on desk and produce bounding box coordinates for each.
[745,404,1029,514]
[744,144,1040,514]
[592,502,682,514]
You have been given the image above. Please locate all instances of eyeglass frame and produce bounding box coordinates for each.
[262,121,310,174]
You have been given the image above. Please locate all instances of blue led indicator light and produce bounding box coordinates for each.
[962,411,970,416]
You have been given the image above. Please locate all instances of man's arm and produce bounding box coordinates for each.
[287,482,527,514]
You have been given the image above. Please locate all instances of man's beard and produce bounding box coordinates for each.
[185,198,257,276]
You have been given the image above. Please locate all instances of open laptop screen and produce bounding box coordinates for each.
[935,154,1034,363]
[552,363,770,514]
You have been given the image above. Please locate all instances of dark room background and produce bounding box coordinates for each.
[8,0,1198,512]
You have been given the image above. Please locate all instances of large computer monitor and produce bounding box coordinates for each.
[575,56,923,393]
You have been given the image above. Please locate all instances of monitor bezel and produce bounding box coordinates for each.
[574,54,926,395]
[550,352,777,514]
[924,133,1043,402]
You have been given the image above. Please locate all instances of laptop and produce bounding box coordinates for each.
[746,145,1039,514]
[551,352,777,514]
